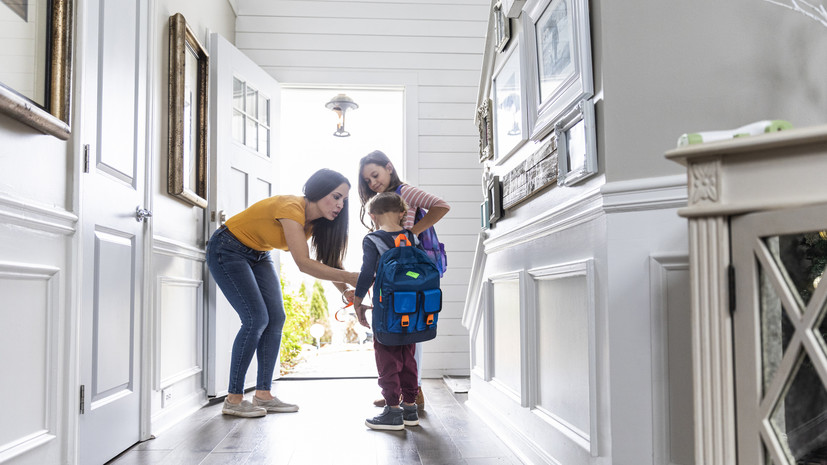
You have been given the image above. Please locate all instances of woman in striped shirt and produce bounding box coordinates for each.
[357,150,451,409]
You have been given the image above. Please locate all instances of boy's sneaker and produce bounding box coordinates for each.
[222,399,266,418]
[252,395,299,413]
[365,406,404,431]
[401,403,419,426]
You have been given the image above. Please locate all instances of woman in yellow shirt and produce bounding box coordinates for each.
[206,169,360,417]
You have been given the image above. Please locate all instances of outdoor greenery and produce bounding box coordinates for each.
[279,274,331,373]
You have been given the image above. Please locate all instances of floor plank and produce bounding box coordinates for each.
[108,378,521,465]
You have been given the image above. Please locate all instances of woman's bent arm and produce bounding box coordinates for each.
[280,218,359,286]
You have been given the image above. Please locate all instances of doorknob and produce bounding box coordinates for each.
[135,206,153,222]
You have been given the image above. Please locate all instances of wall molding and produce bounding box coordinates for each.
[527,259,597,456]
[0,262,60,462]
[484,187,603,254]
[153,235,206,262]
[461,231,487,331]
[649,254,691,465]
[601,174,687,214]
[154,276,204,391]
[0,194,77,235]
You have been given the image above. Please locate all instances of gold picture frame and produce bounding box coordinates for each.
[168,13,209,208]
[0,0,73,139]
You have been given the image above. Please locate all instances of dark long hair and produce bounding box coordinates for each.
[358,150,403,229]
[303,169,350,269]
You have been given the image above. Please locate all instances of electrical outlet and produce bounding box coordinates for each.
[162,388,174,407]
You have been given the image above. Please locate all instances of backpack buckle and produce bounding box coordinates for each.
[401,315,410,327]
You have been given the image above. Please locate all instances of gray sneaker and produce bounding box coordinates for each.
[222,399,266,418]
[252,395,299,413]
[366,406,404,431]
[401,403,419,426]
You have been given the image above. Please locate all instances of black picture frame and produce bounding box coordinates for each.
[488,176,503,224]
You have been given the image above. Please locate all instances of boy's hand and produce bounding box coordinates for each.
[355,303,372,328]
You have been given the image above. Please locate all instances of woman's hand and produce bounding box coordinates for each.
[342,288,355,304]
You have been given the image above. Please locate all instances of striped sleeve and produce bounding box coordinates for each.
[398,184,450,230]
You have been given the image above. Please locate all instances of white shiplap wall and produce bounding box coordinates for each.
[235,0,489,376]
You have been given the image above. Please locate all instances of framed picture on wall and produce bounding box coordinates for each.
[492,43,529,162]
[524,0,593,140]
[477,98,494,162]
[556,98,597,186]
[0,0,73,139]
[487,176,503,224]
[493,1,510,52]
[168,13,209,208]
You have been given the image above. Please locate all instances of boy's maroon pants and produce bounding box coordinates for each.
[374,340,419,406]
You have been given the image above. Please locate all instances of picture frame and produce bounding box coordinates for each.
[0,0,73,139]
[492,42,529,163]
[480,200,491,230]
[524,0,593,140]
[477,98,494,162]
[493,1,510,53]
[555,98,597,186]
[502,136,557,209]
[487,176,503,224]
[168,13,209,209]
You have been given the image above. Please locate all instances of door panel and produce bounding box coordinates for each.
[206,33,280,396]
[92,230,135,398]
[733,203,827,465]
[78,0,147,463]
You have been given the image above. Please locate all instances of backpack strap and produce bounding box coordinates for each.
[366,234,391,256]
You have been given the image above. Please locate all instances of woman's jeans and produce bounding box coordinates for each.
[206,226,285,394]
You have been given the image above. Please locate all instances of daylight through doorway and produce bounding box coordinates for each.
[277,86,404,378]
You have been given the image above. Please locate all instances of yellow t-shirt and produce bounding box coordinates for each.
[224,195,311,251]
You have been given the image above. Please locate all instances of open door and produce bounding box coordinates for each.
[77,0,149,463]
[205,33,281,396]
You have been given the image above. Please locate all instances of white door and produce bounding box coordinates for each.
[732,203,827,465]
[77,0,148,463]
[206,33,280,396]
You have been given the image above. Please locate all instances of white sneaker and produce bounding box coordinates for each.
[222,399,266,418]
[252,395,299,413]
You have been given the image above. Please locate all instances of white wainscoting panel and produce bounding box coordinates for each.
[0,263,59,462]
[529,259,596,455]
[158,277,203,388]
[490,272,523,403]
[650,255,694,465]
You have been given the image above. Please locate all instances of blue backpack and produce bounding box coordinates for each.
[368,232,442,346]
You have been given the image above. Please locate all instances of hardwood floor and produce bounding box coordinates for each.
[107,378,523,465]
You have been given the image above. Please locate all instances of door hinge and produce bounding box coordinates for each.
[728,265,736,315]
[83,144,90,173]
[79,385,85,414]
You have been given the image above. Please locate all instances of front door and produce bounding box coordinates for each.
[732,203,827,465]
[205,33,280,396]
[77,0,148,463]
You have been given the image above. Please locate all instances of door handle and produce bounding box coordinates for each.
[136,206,153,222]
[212,209,227,225]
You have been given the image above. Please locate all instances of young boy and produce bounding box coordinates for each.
[353,192,420,430]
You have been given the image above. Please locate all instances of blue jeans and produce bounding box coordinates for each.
[206,226,285,394]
